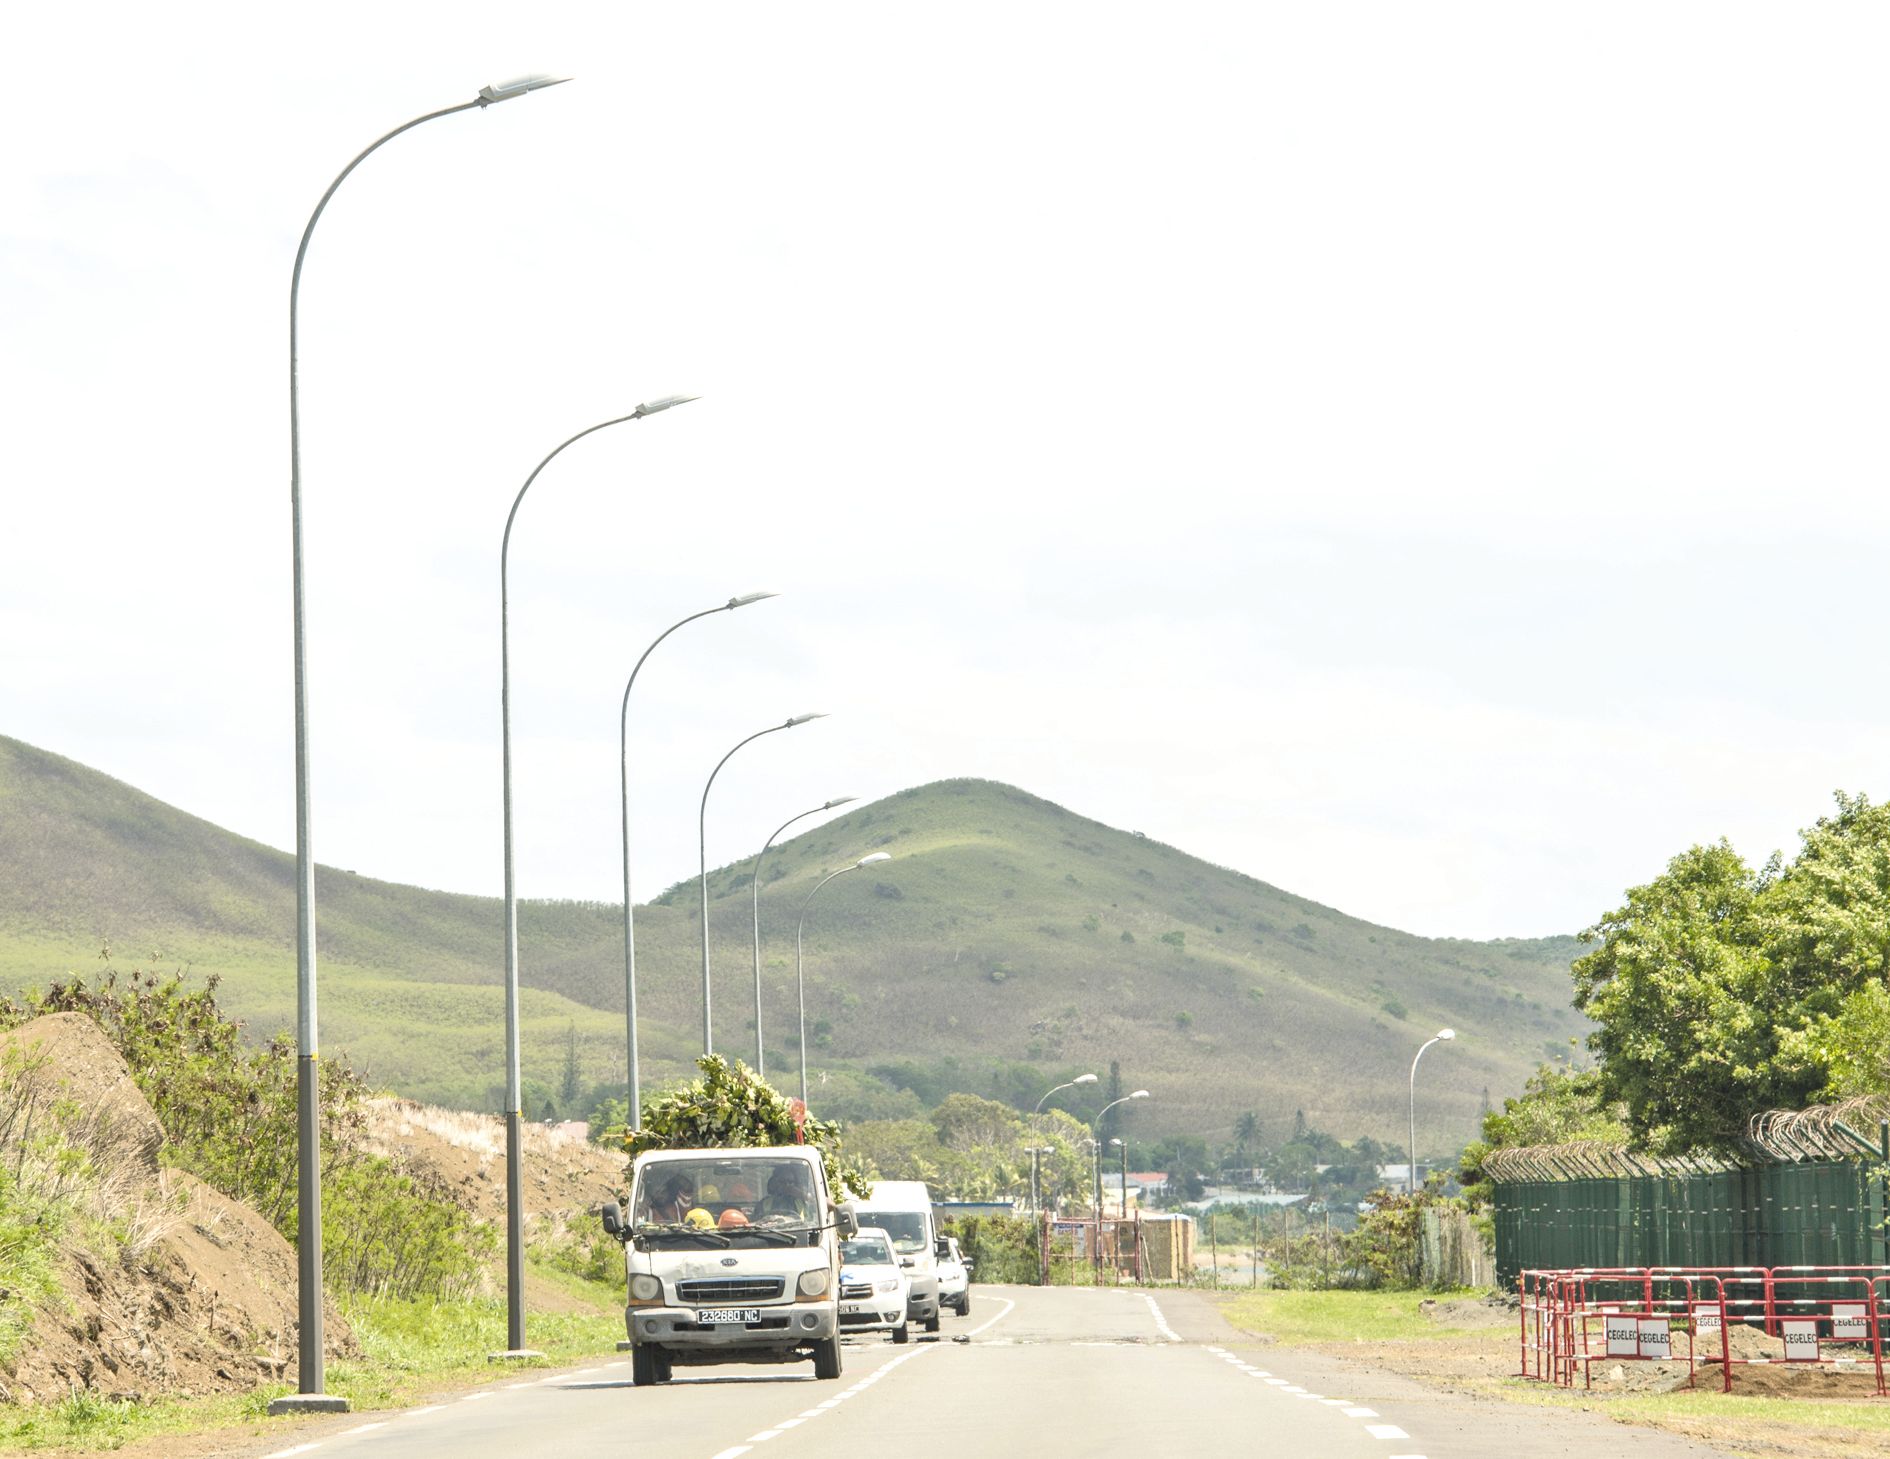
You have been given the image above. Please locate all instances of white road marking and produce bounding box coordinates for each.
[709,1449,752,1459]
[1140,1292,1180,1341]
[341,1422,387,1435]
[405,1405,446,1416]
[966,1296,1017,1337]
[1343,1406,1378,1417]
[1366,1424,1411,1440]
[745,1432,781,1443]
[460,1392,493,1401]
[505,1381,534,1389]
[261,1447,322,1459]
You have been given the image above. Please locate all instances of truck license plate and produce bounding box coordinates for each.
[696,1307,761,1325]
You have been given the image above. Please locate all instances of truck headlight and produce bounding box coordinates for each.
[876,1278,900,1293]
[796,1270,831,1298]
[629,1274,662,1302]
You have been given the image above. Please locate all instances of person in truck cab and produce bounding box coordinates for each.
[647,1173,698,1224]
[753,1164,815,1223]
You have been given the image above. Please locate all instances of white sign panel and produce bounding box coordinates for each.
[1604,1317,1640,1357]
[1782,1319,1819,1361]
[1638,1317,1672,1359]
[1831,1304,1868,1341]
[1692,1303,1722,1332]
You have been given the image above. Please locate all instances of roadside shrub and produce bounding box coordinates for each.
[939,1213,1038,1284]
[322,1156,495,1301]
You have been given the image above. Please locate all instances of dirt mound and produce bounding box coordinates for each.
[0,1013,351,1403]
[0,1011,164,1174]
[359,1097,626,1227]
[1419,1295,1515,1330]
[6,1170,354,1404]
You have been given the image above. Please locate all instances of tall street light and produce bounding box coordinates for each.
[1408,1028,1456,1196]
[1093,1091,1149,1225]
[750,797,856,1077]
[1034,1072,1098,1115]
[497,395,696,1360]
[1110,1137,1128,1213]
[276,71,567,1418]
[794,853,890,1106]
[619,593,777,1123]
[699,715,827,1055]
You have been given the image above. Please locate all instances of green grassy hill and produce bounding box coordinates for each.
[0,734,1588,1149]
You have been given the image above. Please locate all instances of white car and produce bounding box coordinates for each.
[935,1236,971,1316]
[837,1227,912,1343]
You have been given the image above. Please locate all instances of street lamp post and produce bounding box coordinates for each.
[793,853,890,1106]
[1033,1072,1098,1115]
[698,715,827,1056]
[497,396,695,1361]
[1408,1028,1456,1196]
[1091,1091,1149,1273]
[618,594,777,1123]
[276,72,567,1417]
[750,797,856,1077]
[1111,1137,1128,1213]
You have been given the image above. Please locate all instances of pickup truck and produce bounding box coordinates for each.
[601,1145,856,1385]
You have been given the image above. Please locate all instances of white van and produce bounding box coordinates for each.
[854,1180,943,1334]
[600,1145,855,1384]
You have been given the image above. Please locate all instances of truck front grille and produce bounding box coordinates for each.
[676,1278,787,1304]
[840,1282,873,1300]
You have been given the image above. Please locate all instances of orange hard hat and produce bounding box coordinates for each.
[717,1207,750,1229]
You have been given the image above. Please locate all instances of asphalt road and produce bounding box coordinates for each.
[234,1286,1736,1459]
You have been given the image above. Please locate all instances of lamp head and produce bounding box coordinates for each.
[856,852,892,868]
[727,592,778,609]
[632,394,699,417]
[1437,1028,1457,1041]
[823,796,858,810]
[478,74,572,104]
[785,712,828,728]
[1129,1090,1150,1100]
[1073,1074,1099,1085]
[1109,1137,1123,1147]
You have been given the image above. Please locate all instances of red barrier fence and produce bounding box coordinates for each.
[1518,1266,1889,1396]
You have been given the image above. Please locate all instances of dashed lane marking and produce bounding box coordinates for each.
[261,1446,321,1459]
[1366,1424,1411,1440]
[340,1422,387,1435]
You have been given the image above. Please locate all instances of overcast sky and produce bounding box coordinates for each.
[5,3,1887,941]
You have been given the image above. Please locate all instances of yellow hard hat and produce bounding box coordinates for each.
[684,1207,715,1229]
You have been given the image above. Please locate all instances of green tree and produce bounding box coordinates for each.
[1573,795,1890,1152]
[560,1022,581,1107]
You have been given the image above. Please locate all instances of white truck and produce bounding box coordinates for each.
[600,1145,856,1385]
[854,1179,944,1334]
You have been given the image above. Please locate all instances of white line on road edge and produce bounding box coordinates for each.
[965,1295,1018,1337]
[1140,1292,1180,1341]
[405,1405,447,1416]
[709,1449,751,1459]
[341,1421,387,1434]
[261,1446,322,1459]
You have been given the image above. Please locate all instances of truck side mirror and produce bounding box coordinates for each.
[934,1237,950,1259]
[599,1201,623,1238]
[835,1204,859,1238]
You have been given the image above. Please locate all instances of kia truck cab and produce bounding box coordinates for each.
[836,1226,911,1342]
[600,1146,854,1384]
[855,1180,943,1333]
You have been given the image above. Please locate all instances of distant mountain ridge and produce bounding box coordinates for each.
[0,733,1588,1149]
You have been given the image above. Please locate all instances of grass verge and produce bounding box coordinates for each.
[1218,1288,1890,1459]
[0,1270,625,1453]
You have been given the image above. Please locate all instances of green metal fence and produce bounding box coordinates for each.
[1492,1150,1890,1290]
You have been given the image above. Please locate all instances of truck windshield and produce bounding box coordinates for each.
[633,1157,821,1246]
[856,1209,927,1254]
